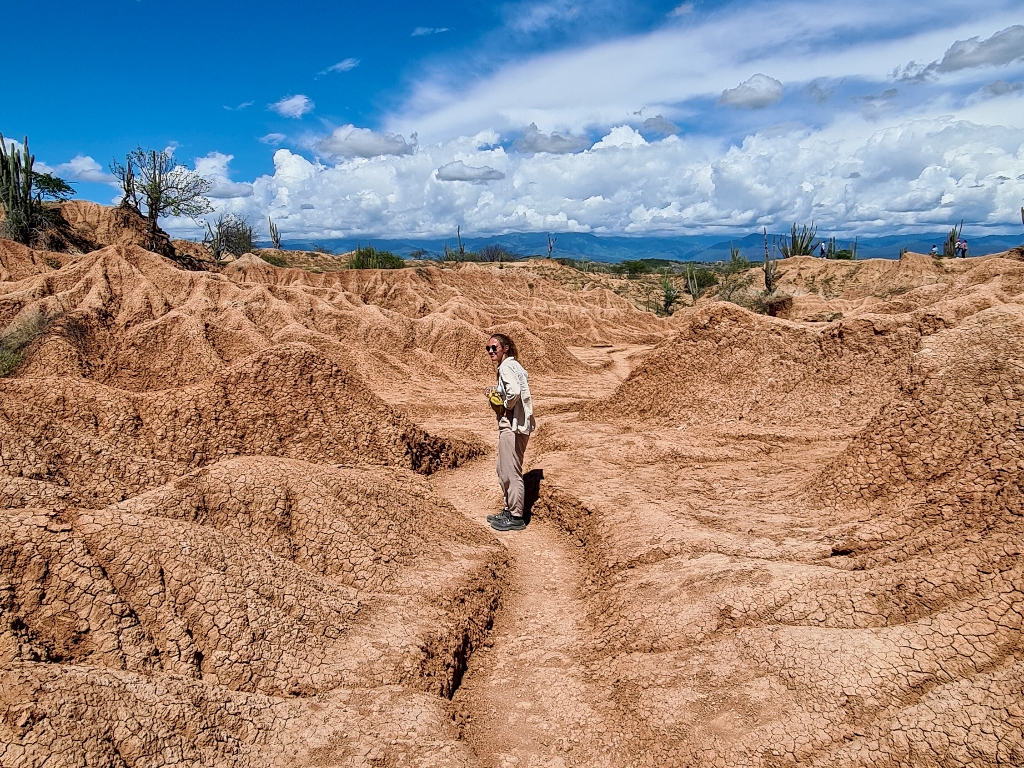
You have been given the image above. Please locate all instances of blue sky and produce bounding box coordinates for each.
[6,0,1024,240]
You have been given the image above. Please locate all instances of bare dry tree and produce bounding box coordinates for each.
[111,148,212,251]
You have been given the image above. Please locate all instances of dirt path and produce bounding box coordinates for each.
[436,462,619,768]
[429,345,647,768]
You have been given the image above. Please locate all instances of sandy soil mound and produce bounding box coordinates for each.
[0,241,71,282]
[749,252,1024,323]
[58,201,175,258]
[815,302,1024,532]
[1,342,480,508]
[2,456,503,764]
[598,301,921,430]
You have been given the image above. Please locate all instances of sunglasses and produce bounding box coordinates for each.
[485,345,500,353]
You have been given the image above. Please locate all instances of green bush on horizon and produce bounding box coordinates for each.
[259,253,288,268]
[348,244,406,269]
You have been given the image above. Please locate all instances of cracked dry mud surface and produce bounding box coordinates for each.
[2,232,1023,767]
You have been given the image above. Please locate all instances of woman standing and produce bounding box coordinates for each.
[485,333,536,531]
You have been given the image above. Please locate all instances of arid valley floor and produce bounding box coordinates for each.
[1,206,1022,767]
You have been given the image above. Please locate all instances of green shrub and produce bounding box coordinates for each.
[555,256,604,273]
[32,172,76,202]
[695,268,719,289]
[613,260,651,278]
[0,310,52,377]
[717,271,755,303]
[719,245,749,275]
[348,244,406,269]
[259,253,288,268]
[206,213,254,259]
[477,244,520,262]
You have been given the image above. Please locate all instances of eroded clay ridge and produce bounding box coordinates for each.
[3,231,1024,767]
[525,253,1023,767]
[0,240,666,392]
[0,234,667,766]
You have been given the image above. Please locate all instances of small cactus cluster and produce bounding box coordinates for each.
[662,273,679,313]
[268,217,281,249]
[779,222,818,258]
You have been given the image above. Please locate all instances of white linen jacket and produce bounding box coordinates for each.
[496,356,536,435]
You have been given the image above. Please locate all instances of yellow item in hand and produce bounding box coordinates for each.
[488,390,505,414]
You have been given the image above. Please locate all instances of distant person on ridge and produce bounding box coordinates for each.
[484,334,536,532]
[930,245,938,256]
[961,238,968,258]
[819,242,826,258]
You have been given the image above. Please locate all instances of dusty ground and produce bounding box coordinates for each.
[1,216,1022,767]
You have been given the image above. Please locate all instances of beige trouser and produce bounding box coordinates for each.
[497,427,530,517]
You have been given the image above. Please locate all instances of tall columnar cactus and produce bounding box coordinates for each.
[944,220,963,259]
[684,265,700,301]
[763,228,779,294]
[0,134,36,244]
[268,217,281,249]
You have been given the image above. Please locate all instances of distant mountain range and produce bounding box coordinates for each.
[280,231,1024,263]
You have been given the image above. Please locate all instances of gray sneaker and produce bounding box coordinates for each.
[490,509,526,532]
[486,508,509,524]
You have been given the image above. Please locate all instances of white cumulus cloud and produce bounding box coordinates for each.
[194,152,253,199]
[163,114,1024,241]
[269,94,314,118]
[592,125,647,149]
[719,74,784,109]
[314,125,416,159]
[58,155,116,183]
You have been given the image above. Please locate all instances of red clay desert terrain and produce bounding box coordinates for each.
[1,220,1022,767]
